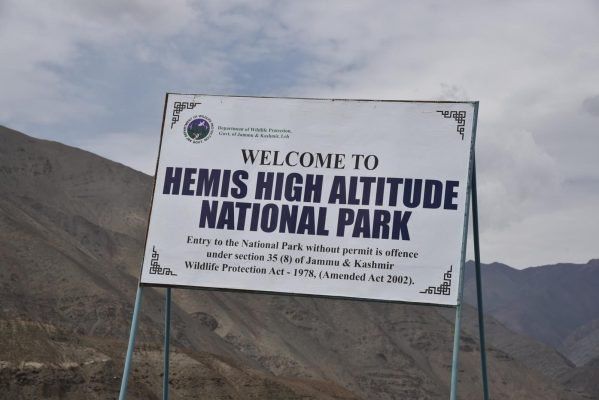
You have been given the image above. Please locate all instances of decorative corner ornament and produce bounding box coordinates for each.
[149,246,177,276]
[419,265,453,295]
[437,110,467,140]
[171,101,201,128]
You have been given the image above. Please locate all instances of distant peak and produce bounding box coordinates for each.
[465,260,517,271]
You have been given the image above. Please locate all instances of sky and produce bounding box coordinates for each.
[1,0,598,268]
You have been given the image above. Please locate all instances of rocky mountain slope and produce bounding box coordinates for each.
[0,125,596,399]
[463,260,599,365]
[561,319,599,366]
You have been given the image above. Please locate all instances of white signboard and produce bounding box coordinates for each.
[140,94,477,306]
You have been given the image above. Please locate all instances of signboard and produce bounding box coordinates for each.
[140,94,477,306]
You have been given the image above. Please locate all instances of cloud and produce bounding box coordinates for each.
[0,0,197,125]
[582,95,599,117]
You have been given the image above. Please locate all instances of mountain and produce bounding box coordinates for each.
[463,260,599,366]
[561,356,599,398]
[0,125,348,399]
[561,318,599,366]
[0,125,595,399]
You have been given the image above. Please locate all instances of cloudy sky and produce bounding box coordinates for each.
[1,0,598,268]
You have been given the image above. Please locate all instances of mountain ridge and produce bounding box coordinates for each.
[463,258,599,364]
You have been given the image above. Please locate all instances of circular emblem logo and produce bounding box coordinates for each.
[184,115,213,143]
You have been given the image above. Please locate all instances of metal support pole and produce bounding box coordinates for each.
[450,102,478,399]
[449,278,465,400]
[119,285,144,400]
[472,157,490,400]
[449,204,469,400]
[163,288,172,400]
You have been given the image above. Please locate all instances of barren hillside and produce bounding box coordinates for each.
[0,125,594,399]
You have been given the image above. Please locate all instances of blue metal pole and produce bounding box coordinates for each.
[450,102,478,400]
[450,296,464,400]
[163,288,172,400]
[119,285,144,400]
[472,157,490,400]
[450,202,470,400]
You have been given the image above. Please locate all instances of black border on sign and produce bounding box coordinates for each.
[140,281,456,308]
[136,93,479,308]
[167,92,477,104]
[136,94,169,282]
